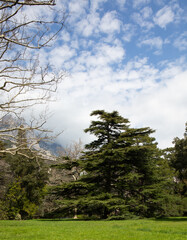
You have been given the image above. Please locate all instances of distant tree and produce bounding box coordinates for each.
[43,140,84,218]
[0,140,6,189]
[2,126,49,219]
[57,139,84,181]
[0,140,11,219]
[51,110,182,219]
[172,123,187,196]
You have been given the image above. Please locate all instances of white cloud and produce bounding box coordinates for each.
[42,50,187,150]
[17,0,187,151]
[70,39,79,49]
[132,12,154,30]
[76,12,100,37]
[19,4,54,22]
[68,0,88,15]
[90,0,108,13]
[99,11,121,34]
[73,43,125,70]
[49,45,76,69]
[139,36,163,49]
[122,24,136,42]
[60,0,89,24]
[154,0,166,6]
[170,0,184,24]
[98,43,125,62]
[174,32,187,51]
[128,69,187,147]
[133,0,150,8]
[116,0,126,9]
[154,6,174,28]
[141,6,153,19]
[51,2,187,150]
[75,10,122,37]
[60,31,70,42]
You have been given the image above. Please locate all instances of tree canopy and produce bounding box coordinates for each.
[50,110,183,219]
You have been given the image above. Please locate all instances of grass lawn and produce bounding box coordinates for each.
[0,218,186,240]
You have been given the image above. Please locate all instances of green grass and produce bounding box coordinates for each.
[0,218,186,240]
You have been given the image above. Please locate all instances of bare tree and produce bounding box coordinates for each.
[0,0,67,155]
[58,139,84,160]
[57,139,84,181]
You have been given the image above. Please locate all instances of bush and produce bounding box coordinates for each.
[0,200,8,220]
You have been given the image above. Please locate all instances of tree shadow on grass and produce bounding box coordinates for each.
[37,218,77,221]
[155,217,187,222]
[37,218,96,222]
[37,217,187,222]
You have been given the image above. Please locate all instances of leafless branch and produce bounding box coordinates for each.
[0,1,55,9]
[0,0,66,156]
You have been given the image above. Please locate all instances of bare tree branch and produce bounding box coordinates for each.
[0,1,55,9]
[0,0,66,155]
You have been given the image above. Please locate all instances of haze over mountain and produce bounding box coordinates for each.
[0,115,62,157]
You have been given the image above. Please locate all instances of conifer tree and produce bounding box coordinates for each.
[172,123,187,196]
[51,110,183,219]
[78,110,160,218]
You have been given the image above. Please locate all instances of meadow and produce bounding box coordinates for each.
[0,218,186,240]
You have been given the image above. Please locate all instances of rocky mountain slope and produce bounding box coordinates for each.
[0,114,63,157]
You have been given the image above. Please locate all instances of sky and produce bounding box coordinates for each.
[35,0,187,149]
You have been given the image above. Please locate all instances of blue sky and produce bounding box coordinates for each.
[33,0,187,148]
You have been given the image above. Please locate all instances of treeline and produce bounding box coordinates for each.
[0,110,186,220]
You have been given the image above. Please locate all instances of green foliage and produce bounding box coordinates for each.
[0,140,7,188]
[2,180,38,219]
[0,127,49,219]
[49,181,91,198]
[6,153,48,205]
[171,123,187,196]
[51,160,79,170]
[181,197,187,214]
[0,200,8,220]
[51,110,182,219]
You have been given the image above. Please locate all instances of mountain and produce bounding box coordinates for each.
[0,114,63,158]
[0,114,24,129]
[39,141,62,156]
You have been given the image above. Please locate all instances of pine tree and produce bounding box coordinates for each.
[51,110,183,219]
[79,111,161,218]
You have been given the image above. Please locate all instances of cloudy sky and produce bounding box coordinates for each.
[38,0,187,149]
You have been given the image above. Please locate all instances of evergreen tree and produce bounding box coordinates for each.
[2,126,49,219]
[51,110,183,219]
[167,123,187,215]
[172,123,187,196]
